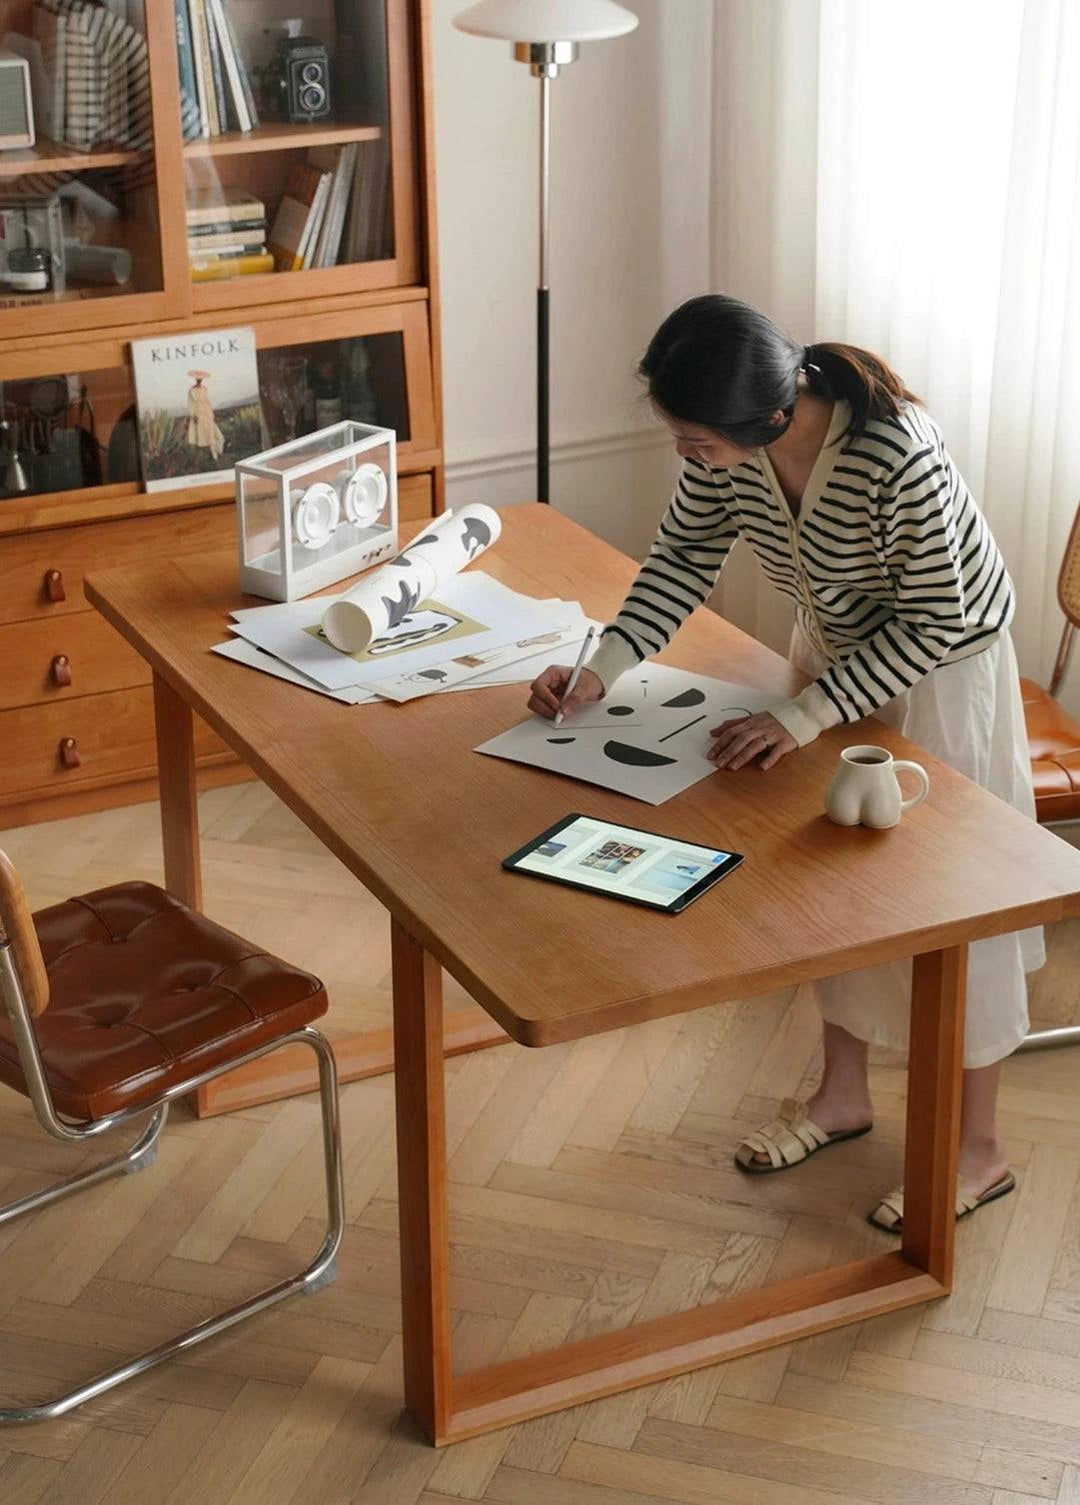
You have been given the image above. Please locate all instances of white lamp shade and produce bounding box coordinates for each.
[453,0,638,44]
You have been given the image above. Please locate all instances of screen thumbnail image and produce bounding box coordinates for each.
[535,840,568,858]
[578,840,647,876]
[636,858,707,895]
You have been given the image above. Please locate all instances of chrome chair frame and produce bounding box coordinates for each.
[0,936,345,1425]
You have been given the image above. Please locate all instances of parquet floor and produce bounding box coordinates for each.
[2,781,1079,1504]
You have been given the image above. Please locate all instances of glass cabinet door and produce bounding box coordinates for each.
[0,0,177,331]
[175,0,418,310]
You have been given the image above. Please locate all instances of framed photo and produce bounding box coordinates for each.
[130,325,265,491]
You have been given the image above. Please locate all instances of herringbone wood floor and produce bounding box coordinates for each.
[2,781,1079,1504]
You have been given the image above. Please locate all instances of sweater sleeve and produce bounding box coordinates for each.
[767,431,969,747]
[586,460,741,692]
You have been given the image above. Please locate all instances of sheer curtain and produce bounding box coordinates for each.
[660,0,1080,708]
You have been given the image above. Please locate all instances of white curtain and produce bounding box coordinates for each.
[658,0,1080,709]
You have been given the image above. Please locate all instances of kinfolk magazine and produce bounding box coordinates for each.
[131,325,264,491]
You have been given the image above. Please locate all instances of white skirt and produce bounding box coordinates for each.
[790,629,1045,1069]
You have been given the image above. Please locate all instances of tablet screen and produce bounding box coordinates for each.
[503,814,742,913]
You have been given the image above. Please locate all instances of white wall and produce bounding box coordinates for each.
[431,0,676,559]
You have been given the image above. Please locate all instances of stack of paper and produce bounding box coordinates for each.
[211,570,600,708]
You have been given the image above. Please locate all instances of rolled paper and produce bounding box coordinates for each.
[320,504,502,654]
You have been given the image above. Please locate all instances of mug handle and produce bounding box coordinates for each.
[894,760,930,812]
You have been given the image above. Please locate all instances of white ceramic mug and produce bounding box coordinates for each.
[825,744,930,829]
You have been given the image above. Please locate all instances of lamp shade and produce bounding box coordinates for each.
[452,0,638,44]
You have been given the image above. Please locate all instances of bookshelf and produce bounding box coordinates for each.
[0,0,444,825]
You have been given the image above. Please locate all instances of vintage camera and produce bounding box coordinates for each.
[274,22,332,124]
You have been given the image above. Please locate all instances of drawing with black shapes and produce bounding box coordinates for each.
[368,607,461,656]
[603,742,677,767]
[658,714,707,744]
[461,516,492,559]
[661,688,706,708]
[380,578,423,630]
[606,705,634,716]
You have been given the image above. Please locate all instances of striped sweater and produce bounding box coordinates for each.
[586,401,1015,746]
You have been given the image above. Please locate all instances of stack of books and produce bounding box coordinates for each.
[187,188,272,282]
[175,0,259,139]
[267,143,358,273]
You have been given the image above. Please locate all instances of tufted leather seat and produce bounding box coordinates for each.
[1022,678,1080,823]
[0,881,328,1121]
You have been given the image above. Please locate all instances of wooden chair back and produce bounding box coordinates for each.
[0,849,50,1017]
[1059,501,1080,629]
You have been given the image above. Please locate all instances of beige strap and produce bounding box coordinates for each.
[737,1098,830,1169]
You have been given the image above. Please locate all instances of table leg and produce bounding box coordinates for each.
[392,917,453,1443]
[901,946,968,1285]
[153,670,202,912]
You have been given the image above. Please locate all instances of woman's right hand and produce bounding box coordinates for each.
[527,665,604,721]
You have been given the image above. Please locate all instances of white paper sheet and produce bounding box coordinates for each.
[230,572,565,691]
[474,663,781,804]
[211,637,379,703]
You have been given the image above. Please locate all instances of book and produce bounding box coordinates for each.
[206,0,253,133]
[190,252,275,282]
[186,188,264,227]
[267,163,326,273]
[300,168,332,270]
[189,242,267,261]
[130,325,263,490]
[187,227,266,251]
[173,0,200,139]
[309,142,357,268]
[203,0,229,135]
[190,0,218,135]
[212,0,258,130]
[184,0,209,135]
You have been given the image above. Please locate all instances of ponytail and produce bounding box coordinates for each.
[802,342,920,438]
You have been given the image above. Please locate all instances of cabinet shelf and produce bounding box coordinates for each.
[0,139,145,180]
[184,121,383,159]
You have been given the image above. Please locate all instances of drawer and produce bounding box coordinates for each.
[0,613,150,712]
[399,472,434,522]
[0,688,228,798]
[0,503,235,626]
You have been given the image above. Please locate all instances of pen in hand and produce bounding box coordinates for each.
[552,626,596,728]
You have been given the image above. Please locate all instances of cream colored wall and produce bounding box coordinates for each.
[431,0,677,560]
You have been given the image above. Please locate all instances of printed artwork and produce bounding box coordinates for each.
[131,326,265,492]
[475,663,782,805]
[307,595,487,664]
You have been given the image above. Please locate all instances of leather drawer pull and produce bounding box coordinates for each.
[59,736,80,770]
[44,569,66,603]
[51,654,71,687]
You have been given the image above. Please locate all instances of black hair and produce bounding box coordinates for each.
[638,294,920,446]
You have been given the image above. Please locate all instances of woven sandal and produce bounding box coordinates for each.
[734,1097,873,1175]
[868,1171,1017,1233]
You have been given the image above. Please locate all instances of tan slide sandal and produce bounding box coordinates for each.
[734,1097,873,1175]
[868,1171,1017,1233]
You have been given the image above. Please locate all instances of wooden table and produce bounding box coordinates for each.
[87,504,1080,1446]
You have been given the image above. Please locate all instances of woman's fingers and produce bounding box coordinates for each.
[708,712,796,771]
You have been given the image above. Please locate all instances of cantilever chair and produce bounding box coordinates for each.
[1018,500,1080,1053]
[0,850,344,1424]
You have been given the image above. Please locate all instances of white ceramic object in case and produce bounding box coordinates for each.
[825,744,930,829]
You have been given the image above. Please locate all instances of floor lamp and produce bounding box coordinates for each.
[452,0,638,505]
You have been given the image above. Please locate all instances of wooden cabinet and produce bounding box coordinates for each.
[0,1,443,824]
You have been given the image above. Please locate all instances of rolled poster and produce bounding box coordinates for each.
[320,504,502,653]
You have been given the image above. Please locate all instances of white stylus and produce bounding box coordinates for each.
[552,626,596,728]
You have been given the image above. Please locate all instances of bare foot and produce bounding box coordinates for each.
[957,1138,1011,1200]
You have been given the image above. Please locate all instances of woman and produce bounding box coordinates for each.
[186,370,225,462]
[528,294,1042,1232]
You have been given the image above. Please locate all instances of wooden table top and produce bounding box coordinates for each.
[86,504,1080,1047]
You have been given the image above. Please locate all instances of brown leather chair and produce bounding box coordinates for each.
[1017,502,1080,1052]
[0,852,344,1424]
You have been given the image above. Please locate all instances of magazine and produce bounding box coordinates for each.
[131,324,264,491]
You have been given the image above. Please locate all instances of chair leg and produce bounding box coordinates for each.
[0,1106,167,1229]
[1016,1024,1080,1053]
[0,1025,345,1426]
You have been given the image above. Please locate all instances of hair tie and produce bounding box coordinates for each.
[802,344,822,376]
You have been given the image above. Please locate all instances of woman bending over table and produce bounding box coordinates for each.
[528,293,1042,1233]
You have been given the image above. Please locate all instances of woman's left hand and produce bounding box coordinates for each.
[708,711,797,771]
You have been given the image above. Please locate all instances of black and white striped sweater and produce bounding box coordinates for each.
[585,400,1015,746]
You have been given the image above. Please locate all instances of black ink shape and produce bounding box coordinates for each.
[603,741,677,767]
[381,578,422,630]
[661,688,706,709]
[658,713,707,744]
[606,705,634,716]
[717,706,752,721]
[461,517,492,558]
[390,553,418,569]
[411,532,439,547]
[417,669,447,682]
[547,737,576,744]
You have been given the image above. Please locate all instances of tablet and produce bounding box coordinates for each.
[503,813,743,914]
